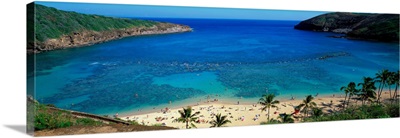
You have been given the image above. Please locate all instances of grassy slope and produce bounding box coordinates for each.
[34,4,158,42]
[31,100,175,136]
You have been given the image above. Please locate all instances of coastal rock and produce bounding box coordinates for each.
[294,12,399,42]
[35,23,192,52]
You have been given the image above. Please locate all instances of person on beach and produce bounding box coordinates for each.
[237,101,240,105]
[290,94,295,100]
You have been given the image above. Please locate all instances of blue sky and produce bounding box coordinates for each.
[36,1,326,21]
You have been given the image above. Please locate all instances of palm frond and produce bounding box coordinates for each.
[261,106,268,112]
[190,123,197,128]
[190,111,201,118]
[311,102,317,107]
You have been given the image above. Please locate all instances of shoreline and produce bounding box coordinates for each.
[30,23,192,54]
[115,92,343,117]
[120,92,392,129]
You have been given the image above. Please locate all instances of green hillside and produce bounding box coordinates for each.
[294,12,399,42]
[34,4,158,42]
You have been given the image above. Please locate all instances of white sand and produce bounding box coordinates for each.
[121,92,393,129]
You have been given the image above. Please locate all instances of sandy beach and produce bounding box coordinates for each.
[121,92,394,129]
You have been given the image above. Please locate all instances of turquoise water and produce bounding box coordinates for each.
[153,72,236,95]
[29,19,399,116]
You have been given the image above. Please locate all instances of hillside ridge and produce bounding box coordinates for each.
[27,4,192,53]
[294,12,399,42]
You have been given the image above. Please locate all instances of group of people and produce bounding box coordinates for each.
[253,114,261,121]
[155,116,168,122]
[238,116,245,121]
[161,107,170,114]
[195,119,209,124]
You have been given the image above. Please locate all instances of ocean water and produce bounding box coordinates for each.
[29,19,399,116]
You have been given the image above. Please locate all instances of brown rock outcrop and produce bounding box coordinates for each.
[33,23,192,53]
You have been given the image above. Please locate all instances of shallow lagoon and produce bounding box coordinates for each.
[30,19,399,116]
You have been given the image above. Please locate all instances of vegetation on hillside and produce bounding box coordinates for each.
[34,4,158,42]
[32,102,176,136]
[294,12,399,42]
[348,15,399,41]
[34,103,104,130]
[32,101,175,133]
[304,104,399,122]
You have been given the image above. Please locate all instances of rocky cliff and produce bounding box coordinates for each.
[35,23,191,52]
[294,12,399,42]
[28,4,192,53]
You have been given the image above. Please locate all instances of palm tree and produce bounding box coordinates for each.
[278,113,295,123]
[393,71,399,100]
[340,85,349,108]
[298,95,317,117]
[387,72,396,100]
[340,82,359,108]
[258,93,280,122]
[358,77,377,105]
[348,82,359,106]
[312,107,324,118]
[173,106,200,129]
[375,69,390,103]
[210,113,231,127]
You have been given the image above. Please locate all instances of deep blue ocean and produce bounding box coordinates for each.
[29,18,399,116]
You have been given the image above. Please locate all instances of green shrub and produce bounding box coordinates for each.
[385,103,400,117]
[35,102,47,111]
[114,117,122,121]
[34,111,73,130]
[260,119,281,125]
[34,112,52,130]
[152,123,163,127]
[75,118,102,126]
[127,120,139,125]
[358,104,390,118]
[304,103,394,122]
